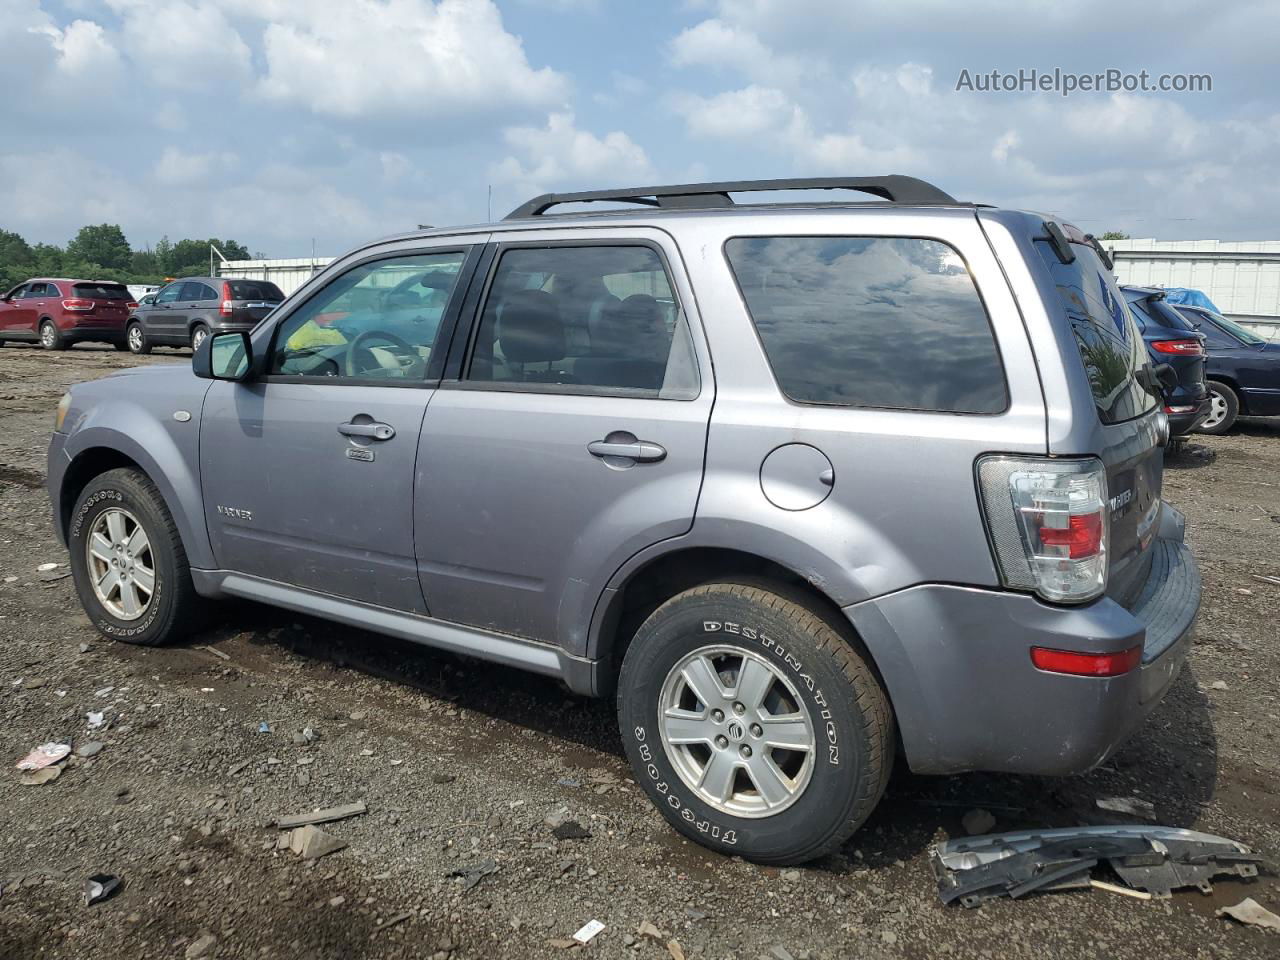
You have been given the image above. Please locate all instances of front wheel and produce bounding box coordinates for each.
[67,468,205,646]
[618,583,893,864]
[1197,381,1239,435]
[127,321,151,355]
[40,321,67,351]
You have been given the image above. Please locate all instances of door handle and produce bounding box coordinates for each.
[338,420,396,441]
[587,439,666,463]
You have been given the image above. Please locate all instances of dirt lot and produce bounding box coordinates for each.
[1,342,1277,960]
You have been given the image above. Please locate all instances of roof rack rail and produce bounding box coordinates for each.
[504,176,959,219]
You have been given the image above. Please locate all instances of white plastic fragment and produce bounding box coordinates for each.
[573,920,605,944]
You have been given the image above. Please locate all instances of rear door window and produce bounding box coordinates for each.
[1035,243,1156,424]
[724,236,1007,413]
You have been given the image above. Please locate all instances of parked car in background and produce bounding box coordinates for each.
[126,277,284,354]
[1122,286,1209,437]
[1175,304,1280,433]
[49,176,1199,864]
[0,278,134,350]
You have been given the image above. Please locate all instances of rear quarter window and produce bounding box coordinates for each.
[724,235,1007,413]
[229,280,284,301]
[1036,243,1156,424]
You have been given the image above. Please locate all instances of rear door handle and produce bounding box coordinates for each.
[338,420,395,441]
[587,439,666,463]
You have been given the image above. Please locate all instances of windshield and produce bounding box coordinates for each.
[1186,309,1265,346]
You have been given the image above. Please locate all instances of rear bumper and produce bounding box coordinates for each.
[844,507,1200,776]
[1166,397,1211,437]
[65,322,126,342]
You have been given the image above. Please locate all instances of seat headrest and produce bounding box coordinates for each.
[496,289,565,364]
[592,294,667,358]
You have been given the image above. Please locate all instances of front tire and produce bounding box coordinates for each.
[618,583,892,864]
[67,468,205,646]
[40,320,67,351]
[1197,381,1239,435]
[127,321,151,355]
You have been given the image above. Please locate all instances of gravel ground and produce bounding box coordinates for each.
[1,342,1277,960]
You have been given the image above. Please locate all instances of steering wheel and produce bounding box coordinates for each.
[345,329,418,377]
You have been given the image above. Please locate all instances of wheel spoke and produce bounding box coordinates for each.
[89,532,114,564]
[126,525,149,555]
[734,656,775,712]
[759,714,813,751]
[698,751,738,804]
[119,579,141,617]
[744,754,795,809]
[132,565,155,595]
[662,708,713,745]
[105,510,127,546]
[681,656,727,709]
[95,567,120,597]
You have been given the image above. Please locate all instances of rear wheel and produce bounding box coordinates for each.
[67,468,205,646]
[1197,381,1239,435]
[190,324,209,351]
[40,320,66,351]
[618,583,893,864]
[127,321,151,355]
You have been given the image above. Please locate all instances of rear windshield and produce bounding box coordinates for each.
[1145,298,1197,331]
[724,235,1007,414]
[73,283,130,300]
[1035,242,1156,424]
[1184,309,1265,346]
[228,280,284,301]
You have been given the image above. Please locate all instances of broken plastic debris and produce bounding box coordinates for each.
[84,874,122,906]
[36,562,59,572]
[15,742,71,771]
[284,824,348,860]
[1217,897,1280,932]
[573,919,605,944]
[258,721,271,733]
[1096,796,1157,820]
[447,858,498,892]
[19,766,62,786]
[931,825,1262,907]
[275,801,367,830]
[87,712,105,729]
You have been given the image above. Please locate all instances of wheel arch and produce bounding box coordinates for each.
[1207,374,1246,414]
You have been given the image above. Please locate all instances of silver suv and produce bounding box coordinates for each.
[48,177,1200,864]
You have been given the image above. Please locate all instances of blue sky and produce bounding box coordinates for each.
[4,0,1279,257]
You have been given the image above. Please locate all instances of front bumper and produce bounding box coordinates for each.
[47,430,71,545]
[844,509,1200,776]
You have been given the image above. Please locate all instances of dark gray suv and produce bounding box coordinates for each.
[48,177,1200,864]
[126,276,283,354]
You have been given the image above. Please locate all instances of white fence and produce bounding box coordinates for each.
[218,257,334,297]
[1108,238,1280,341]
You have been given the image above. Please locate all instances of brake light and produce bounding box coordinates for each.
[220,282,234,317]
[977,456,1109,603]
[1151,338,1204,356]
[1031,645,1141,677]
[126,301,138,310]
[61,298,94,312]
[1164,404,1195,414]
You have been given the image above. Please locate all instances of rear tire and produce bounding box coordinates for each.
[40,320,66,351]
[190,324,209,352]
[67,467,206,646]
[1197,381,1239,435]
[618,583,893,864]
[127,321,151,355]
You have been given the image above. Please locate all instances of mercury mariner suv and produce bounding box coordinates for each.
[48,177,1200,864]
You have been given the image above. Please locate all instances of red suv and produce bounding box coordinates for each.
[0,278,136,351]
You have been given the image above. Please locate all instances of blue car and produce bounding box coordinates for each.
[1121,287,1210,437]
[1174,305,1280,434]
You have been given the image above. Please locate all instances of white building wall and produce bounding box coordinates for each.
[217,257,334,296]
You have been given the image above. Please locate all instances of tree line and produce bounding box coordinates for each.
[0,224,262,291]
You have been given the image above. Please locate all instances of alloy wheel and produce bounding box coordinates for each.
[40,324,55,348]
[658,645,816,818]
[191,327,207,350]
[128,326,143,351]
[85,507,156,621]
[1202,391,1228,430]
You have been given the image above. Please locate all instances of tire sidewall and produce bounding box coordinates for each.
[127,322,147,354]
[619,590,873,862]
[68,476,177,645]
[1200,382,1238,434]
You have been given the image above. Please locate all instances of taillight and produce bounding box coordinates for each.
[1151,338,1204,356]
[220,282,234,317]
[126,301,138,310]
[1031,645,1141,677]
[1164,404,1195,414]
[977,456,1108,603]
[61,298,94,311]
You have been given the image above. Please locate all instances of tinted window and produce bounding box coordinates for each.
[465,245,696,397]
[178,281,211,301]
[1036,243,1156,424]
[228,280,284,301]
[72,283,129,300]
[271,251,466,380]
[5,285,28,299]
[26,282,50,297]
[155,283,183,305]
[725,236,1006,413]
[1189,310,1264,347]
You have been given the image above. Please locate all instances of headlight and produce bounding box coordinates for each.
[54,393,72,433]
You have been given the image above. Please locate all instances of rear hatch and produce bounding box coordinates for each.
[1127,293,1208,408]
[68,282,132,326]
[226,279,284,323]
[1032,234,1164,606]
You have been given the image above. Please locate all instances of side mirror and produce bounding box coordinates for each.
[194,331,253,382]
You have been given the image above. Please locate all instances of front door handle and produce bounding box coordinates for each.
[338,420,395,441]
[587,439,666,463]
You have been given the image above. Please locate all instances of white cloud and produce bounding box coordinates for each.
[254,0,567,118]
[380,151,413,182]
[106,0,252,90]
[154,147,239,185]
[672,85,799,140]
[492,113,654,195]
[669,17,804,86]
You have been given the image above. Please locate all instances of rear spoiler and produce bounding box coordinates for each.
[1040,221,1115,271]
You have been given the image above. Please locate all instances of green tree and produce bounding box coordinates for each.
[164,237,252,277]
[0,229,35,289]
[66,223,132,271]
[1099,231,1130,241]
